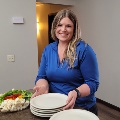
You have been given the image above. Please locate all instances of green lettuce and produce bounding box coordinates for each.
[0,89,32,105]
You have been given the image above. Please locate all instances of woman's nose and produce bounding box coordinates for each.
[61,26,66,31]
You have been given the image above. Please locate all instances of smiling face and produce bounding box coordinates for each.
[55,17,74,43]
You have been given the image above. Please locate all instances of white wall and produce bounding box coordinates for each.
[72,0,120,108]
[37,0,75,5]
[0,0,38,93]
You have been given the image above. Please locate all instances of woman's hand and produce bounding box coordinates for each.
[63,90,77,110]
[31,85,49,98]
[31,79,49,99]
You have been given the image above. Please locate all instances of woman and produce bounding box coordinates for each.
[32,9,99,115]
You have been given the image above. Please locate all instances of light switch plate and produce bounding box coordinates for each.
[12,17,24,24]
[7,55,15,62]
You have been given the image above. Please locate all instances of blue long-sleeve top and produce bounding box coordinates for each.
[35,40,99,109]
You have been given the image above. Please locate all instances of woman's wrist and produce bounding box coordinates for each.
[36,79,48,86]
[36,79,49,91]
[74,88,81,98]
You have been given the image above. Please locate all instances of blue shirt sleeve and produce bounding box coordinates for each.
[80,44,99,95]
[35,48,47,84]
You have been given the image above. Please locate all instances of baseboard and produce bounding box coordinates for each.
[96,98,120,112]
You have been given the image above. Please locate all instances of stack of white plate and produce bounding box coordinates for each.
[30,93,68,117]
[49,109,100,120]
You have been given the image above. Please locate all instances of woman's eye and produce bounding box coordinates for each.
[57,24,72,28]
[66,25,72,27]
[57,24,62,27]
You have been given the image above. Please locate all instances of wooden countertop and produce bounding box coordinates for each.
[0,107,49,120]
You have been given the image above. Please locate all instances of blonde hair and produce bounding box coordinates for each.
[51,9,81,68]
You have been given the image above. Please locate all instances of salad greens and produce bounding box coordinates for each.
[0,89,32,105]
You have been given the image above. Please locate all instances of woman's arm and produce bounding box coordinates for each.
[80,45,99,95]
[32,48,49,98]
[64,44,99,109]
[76,84,90,97]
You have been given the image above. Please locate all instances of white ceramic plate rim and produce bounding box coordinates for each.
[30,104,63,111]
[30,106,62,113]
[30,93,67,109]
[49,109,100,120]
[30,109,54,117]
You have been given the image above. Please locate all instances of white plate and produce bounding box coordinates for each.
[49,109,100,120]
[30,105,62,113]
[30,93,67,109]
[30,108,54,117]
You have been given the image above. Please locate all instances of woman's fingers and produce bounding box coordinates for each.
[31,86,41,98]
[63,96,75,109]
[31,92,36,98]
[63,90,77,110]
[31,90,39,98]
[31,85,49,99]
[33,86,39,91]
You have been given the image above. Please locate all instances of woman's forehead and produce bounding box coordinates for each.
[59,17,73,23]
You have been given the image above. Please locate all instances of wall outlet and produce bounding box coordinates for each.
[7,55,15,62]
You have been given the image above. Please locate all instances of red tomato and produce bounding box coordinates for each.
[4,94,21,100]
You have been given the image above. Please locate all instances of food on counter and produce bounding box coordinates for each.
[0,89,32,112]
